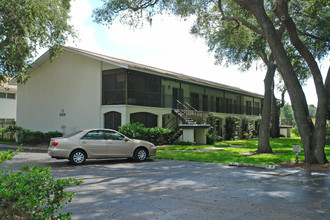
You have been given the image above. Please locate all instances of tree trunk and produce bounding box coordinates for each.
[257,57,276,153]
[271,89,285,138]
[270,95,280,138]
[272,0,328,164]
[235,0,327,164]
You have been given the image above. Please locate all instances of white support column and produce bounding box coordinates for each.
[196,128,207,145]
[158,114,163,128]
[182,128,194,143]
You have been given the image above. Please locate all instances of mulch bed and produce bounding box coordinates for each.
[276,161,330,171]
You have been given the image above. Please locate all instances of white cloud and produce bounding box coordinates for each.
[66,2,324,105]
[66,0,106,54]
[104,14,266,95]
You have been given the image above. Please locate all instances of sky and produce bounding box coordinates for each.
[64,0,329,106]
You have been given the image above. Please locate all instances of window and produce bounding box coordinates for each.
[190,93,199,110]
[0,118,16,128]
[255,102,260,115]
[127,71,161,107]
[5,119,15,124]
[81,130,104,140]
[130,112,158,128]
[246,101,252,115]
[7,93,15,99]
[172,88,184,108]
[0,92,16,99]
[104,131,125,141]
[226,99,232,113]
[102,69,126,105]
[203,95,208,111]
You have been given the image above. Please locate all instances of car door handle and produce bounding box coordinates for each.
[81,141,87,144]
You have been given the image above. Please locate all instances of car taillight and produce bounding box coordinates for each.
[52,141,58,147]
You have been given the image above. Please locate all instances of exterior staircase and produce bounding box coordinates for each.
[166,100,209,143]
[171,109,196,124]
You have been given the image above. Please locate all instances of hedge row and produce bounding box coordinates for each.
[17,130,63,145]
[118,122,175,145]
[2,126,63,145]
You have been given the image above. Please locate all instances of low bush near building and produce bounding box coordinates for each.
[224,116,239,140]
[206,114,219,145]
[119,122,175,145]
[291,127,300,137]
[2,126,63,145]
[0,149,83,219]
[145,127,175,145]
[0,128,4,140]
[241,116,253,139]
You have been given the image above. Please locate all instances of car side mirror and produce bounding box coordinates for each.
[125,138,129,142]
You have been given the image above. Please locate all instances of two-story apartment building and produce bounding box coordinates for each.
[14,47,263,138]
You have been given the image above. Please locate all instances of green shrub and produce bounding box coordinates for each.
[18,130,44,145]
[0,150,83,219]
[118,122,148,140]
[224,116,239,140]
[16,129,63,145]
[241,116,253,139]
[291,127,300,137]
[145,127,175,145]
[119,122,175,145]
[0,128,4,140]
[44,131,63,140]
[206,114,219,145]
[4,125,23,141]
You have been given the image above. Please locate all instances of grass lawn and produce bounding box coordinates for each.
[154,137,330,165]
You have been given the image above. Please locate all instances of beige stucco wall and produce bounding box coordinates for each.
[17,50,107,134]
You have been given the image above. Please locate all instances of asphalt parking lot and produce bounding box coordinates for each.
[1,151,330,220]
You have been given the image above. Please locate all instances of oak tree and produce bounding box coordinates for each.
[0,0,74,83]
[94,0,329,163]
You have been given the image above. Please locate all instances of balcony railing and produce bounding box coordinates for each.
[102,89,262,116]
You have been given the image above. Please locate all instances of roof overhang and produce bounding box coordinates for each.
[11,46,264,99]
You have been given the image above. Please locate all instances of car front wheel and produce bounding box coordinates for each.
[134,148,148,162]
[70,150,86,165]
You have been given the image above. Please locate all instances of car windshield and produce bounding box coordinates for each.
[64,130,83,138]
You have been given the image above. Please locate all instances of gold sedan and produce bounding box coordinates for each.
[48,129,156,165]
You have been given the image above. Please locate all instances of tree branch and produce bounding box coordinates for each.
[218,0,263,35]
[272,0,325,100]
[278,88,286,108]
[131,0,159,11]
[298,30,330,43]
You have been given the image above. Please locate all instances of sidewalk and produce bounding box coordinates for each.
[0,144,48,153]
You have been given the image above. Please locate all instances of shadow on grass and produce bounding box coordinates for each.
[155,137,330,165]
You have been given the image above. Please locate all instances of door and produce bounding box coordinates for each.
[104,111,121,130]
[104,130,133,157]
[79,130,107,158]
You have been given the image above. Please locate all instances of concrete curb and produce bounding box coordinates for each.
[229,162,276,170]
[0,144,48,153]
